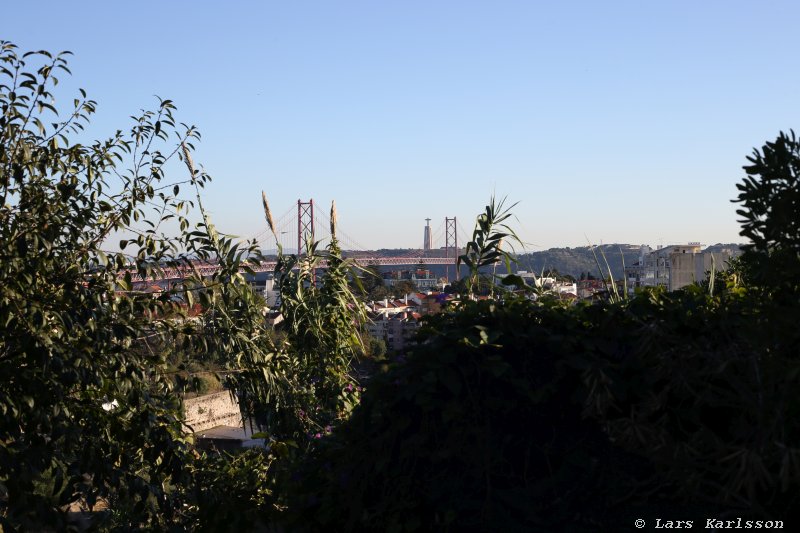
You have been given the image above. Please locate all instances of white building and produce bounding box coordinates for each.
[625,243,736,292]
[516,271,577,296]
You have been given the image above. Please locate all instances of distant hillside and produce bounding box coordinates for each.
[516,243,744,280]
[338,244,745,281]
[516,245,642,280]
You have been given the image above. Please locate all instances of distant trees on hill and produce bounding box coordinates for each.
[517,243,743,280]
[517,245,643,280]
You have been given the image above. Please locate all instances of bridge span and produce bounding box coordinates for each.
[125,198,465,284]
[127,256,458,283]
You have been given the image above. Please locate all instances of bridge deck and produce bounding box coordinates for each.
[125,256,457,282]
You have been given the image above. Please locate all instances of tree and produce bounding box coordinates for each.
[0,42,284,530]
[353,263,383,297]
[367,337,387,360]
[734,130,800,287]
[391,279,417,298]
[368,284,390,301]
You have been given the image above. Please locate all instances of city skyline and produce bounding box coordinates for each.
[4,1,799,250]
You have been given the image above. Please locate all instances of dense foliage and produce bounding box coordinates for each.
[285,134,800,529]
[0,42,365,530]
[251,214,367,443]
[290,289,800,529]
[735,129,800,288]
[0,43,206,530]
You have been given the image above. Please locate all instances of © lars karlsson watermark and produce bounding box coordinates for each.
[634,517,785,529]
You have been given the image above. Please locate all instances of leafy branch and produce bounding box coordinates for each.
[457,195,524,298]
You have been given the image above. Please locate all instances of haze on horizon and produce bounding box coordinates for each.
[4,1,798,251]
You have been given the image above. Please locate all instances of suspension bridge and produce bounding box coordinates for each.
[128,199,470,283]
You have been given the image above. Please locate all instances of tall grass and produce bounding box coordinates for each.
[587,240,627,303]
[458,195,523,298]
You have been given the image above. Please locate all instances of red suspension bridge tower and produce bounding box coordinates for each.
[445,216,458,281]
[124,203,464,284]
[297,199,314,256]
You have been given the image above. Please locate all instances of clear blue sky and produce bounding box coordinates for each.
[5,1,799,250]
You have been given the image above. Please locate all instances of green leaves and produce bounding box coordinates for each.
[293,275,800,529]
[247,216,369,445]
[0,41,228,530]
[458,195,523,298]
[733,130,800,288]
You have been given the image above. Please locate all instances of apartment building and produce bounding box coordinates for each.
[625,243,736,292]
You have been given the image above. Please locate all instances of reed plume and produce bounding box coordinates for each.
[262,191,276,238]
[181,142,195,177]
[330,200,337,238]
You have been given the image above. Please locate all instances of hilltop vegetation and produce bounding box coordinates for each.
[517,243,743,280]
[367,243,744,282]
[517,244,642,279]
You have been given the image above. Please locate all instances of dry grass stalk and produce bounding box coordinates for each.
[262,190,276,238]
[330,200,337,238]
[181,142,195,176]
